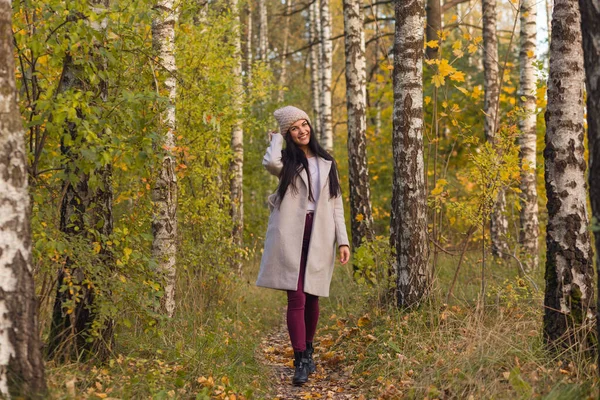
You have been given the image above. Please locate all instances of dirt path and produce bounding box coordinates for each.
[258,325,368,400]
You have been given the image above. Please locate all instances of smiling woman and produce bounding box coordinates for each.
[256,105,350,386]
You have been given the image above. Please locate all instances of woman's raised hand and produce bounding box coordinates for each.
[339,245,350,265]
[268,130,278,141]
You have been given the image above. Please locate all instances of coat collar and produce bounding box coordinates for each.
[299,157,332,192]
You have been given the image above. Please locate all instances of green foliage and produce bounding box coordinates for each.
[352,236,394,287]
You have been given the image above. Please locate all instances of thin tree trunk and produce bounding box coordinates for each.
[245,2,253,86]
[277,0,293,103]
[319,0,334,151]
[309,0,322,135]
[391,0,430,308]
[230,0,244,273]
[0,0,46,395]
[152,0,178,317]
[258,0,268,60]
[578,0,600,360]
[517,0,539,272]
[425,0,441,59]
[543,0,594,348]
[482,0,509,258]
[343,0,375,250]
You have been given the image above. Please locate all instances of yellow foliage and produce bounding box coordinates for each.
[450,71,465,82]
[468,44,478,54]
[432,74,445,88]
[438,59,456,77]
[426,40,440,48]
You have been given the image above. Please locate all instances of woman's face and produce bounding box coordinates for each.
[287,119,311,149]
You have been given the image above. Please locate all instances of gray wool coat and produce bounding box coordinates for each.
[256,133,350,297]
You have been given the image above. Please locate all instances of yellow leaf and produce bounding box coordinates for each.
[442,101,448,108]
[473,36,483,45]
[450,71,465,82]
[468,44,478,54]
[438,59,456,77]
[526,50,534,58]
[425,40,439,48]
[463,32,472,41]
[425,59,438,65]
[455,86,469,95]
[424,96,432,105]
[93,242,101,254]
[452,40,462,50]
[356,213,364,222]
[432,74,445,88]
[357,315,371,327]
[123,247,132,260]
[437,30,449,40]
[453,49,464,58]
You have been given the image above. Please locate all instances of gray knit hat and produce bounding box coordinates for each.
[273,106,311,136]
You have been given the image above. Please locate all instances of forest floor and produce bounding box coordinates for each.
[257,323,366,400]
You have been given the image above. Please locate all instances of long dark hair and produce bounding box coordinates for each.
[277,123,341,202]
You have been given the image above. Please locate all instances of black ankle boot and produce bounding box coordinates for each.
[292,351,309,385]
[306,342,316,374]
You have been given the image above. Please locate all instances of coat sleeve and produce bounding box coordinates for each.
[262,133,284,176]
[333,193,350,248]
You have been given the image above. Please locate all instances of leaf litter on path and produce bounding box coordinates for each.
[257,324,369,400]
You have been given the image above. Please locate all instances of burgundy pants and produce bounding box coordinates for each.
[287,213,320,352]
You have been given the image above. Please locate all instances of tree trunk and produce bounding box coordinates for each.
[258,0,268,60]
[482,0,509,258]
[48,0,114,360]
[245,2,253,86]
[343,0,375,250]
[578,0,600,358]
[319,0,334,151]
[517,0,539,272]
[0,1,46,396]
[391,0,430,308]
[230,0,244,273]
[277,0,293,103]
[425,0,441,60]
[152,0,178,317]
[309,0,322,135]
[543,0,594,348]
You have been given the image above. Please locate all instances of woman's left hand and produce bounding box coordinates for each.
[339,245,350,265]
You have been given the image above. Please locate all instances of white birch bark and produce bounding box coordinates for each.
[543,0,593,346]
[319,0,334,151]
[391,0,430,307]
[517,0,539,272]
[546,0,552,44]
[277,0,293,103]
[152,0,178,317]
[0,0,46,395]
[343,0,375,249]
[258,0,269,60]
[578,0,600,361]
[230,0,244,272]
[309,1,322,136]
[482,0,509,258]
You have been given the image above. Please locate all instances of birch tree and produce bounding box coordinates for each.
[517,0,539,272]
[309,1,321,135]
[343,0,375,250]
[543,0,593,347]
[578,0,600,354]
[230,0,244,272]
[391,0,430,308]
[152,0,178,317]
[319,0,334,151]
[245,2,253,84]
[258,0,269,60]
[0,0,46,395]
[482,0,509,258]
[277,0,293,103]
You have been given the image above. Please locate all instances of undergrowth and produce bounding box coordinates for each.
[44,253,598,399]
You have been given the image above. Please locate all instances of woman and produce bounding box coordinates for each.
[256,106,350,385]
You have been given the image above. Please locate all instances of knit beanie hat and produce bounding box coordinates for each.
[273,106,312,136]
